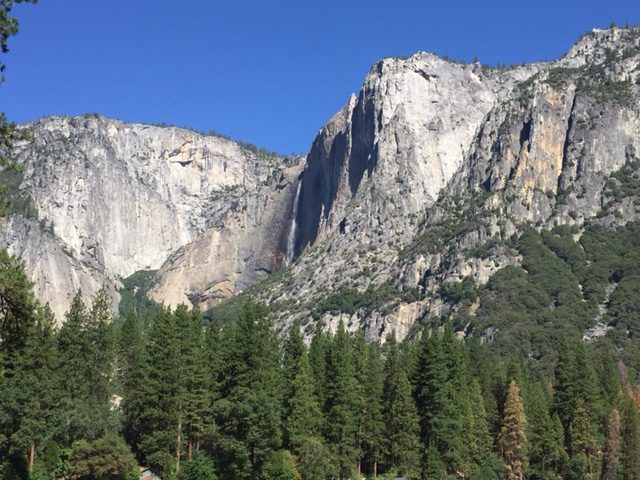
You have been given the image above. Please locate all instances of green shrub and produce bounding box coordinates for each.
[262,450,298,480]
[439,277,478,304]
[67,435,137,480]
[176,454,217,480]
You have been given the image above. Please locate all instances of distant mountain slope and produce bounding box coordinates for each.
[244,27,640,342]
[3,27,640,345]
[0,115,302,321]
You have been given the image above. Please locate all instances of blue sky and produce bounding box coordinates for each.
[1,0,639,155]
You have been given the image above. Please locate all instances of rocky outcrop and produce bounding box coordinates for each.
[292,53,530,256]
[390,27,640,338]
[255,27,640,340]
[256,52,536,336]
[0,215,115,320]
[3,115,301,321]
[148,162,302,309]
[4,27,640,340]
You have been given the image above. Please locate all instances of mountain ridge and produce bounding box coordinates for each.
[2,27,639,342]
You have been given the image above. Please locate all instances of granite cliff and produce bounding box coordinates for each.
[0,116,302,320]
[2,27,640,340]
[251,27,640,341]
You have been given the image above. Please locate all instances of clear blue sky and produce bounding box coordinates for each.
[1,0,639,155]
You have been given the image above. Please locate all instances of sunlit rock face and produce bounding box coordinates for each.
[5,28,640,340]
[3,115,301,321]
[258,28,640,341]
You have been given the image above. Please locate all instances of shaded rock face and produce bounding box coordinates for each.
[148,162,302,309]
[3,115,301,321]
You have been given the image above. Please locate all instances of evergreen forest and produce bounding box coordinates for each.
[2,248,640,480]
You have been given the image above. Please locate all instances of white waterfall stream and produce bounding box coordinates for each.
[286,179,302,264]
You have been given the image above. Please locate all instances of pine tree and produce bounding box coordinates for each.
[359,342,385,479]
[201,319,223,452]
[136,306,181,476]
[505,351,529,404]
[619,393,640,480]
[352,330,367,476]
[382,336,420,478]
[0,250,38,462]
[86,288,116,430]
[553,337,602,470]
[166,305,213,473]
[176,452,218,480]
[499,380,528,480]
[282,319,305,446]
[414,324,471,476]
[598,351,621,409]
[0,250,37,363]
[323,321,357,480]
[215,301,282,480]
[421,443,447,480]
[527,382,565,478]
[180,308,208,463]
[119,309,145,451]
[467,338,502,435]
[553,337,575,441]
[569,398,598,478]
[601,408,621,480]
[57,291,111,441]
[67,434,137,480]
[415,327,446,438]
[467,379,493,470]
[11,304,60,473]
[573,342,603,421]
[308,327,328,410]
[285,350,322,450]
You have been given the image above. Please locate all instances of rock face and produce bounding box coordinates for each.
[3,27,640,339]
[255,27,640,340]
[0,215,112,320]
[2,115,302,321]
[149,161,302,309]
[293,53,528,256]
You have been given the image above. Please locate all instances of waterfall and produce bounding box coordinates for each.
[286,178,302,264]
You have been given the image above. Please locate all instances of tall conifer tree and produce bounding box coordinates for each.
[215,302,282,480]
[323,321,357,480]
[382,335,420,478]
[499,380,528,480]
[601,408,621,480]
[282,319,305,444]
[309,327,328,409]
[414,324,471,476]
[12,304,59,473]
[57,292,110,441]
[136,306,181,476]
[619,393,640,480]
[527,382,565,478]
[360,342,385,479]
[286,350,322,450]
[119,309,145,451]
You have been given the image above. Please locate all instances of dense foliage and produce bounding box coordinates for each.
[441,221,640,379]
[2,251,640,480]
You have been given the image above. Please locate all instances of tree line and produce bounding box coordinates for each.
[2,251,640,479]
